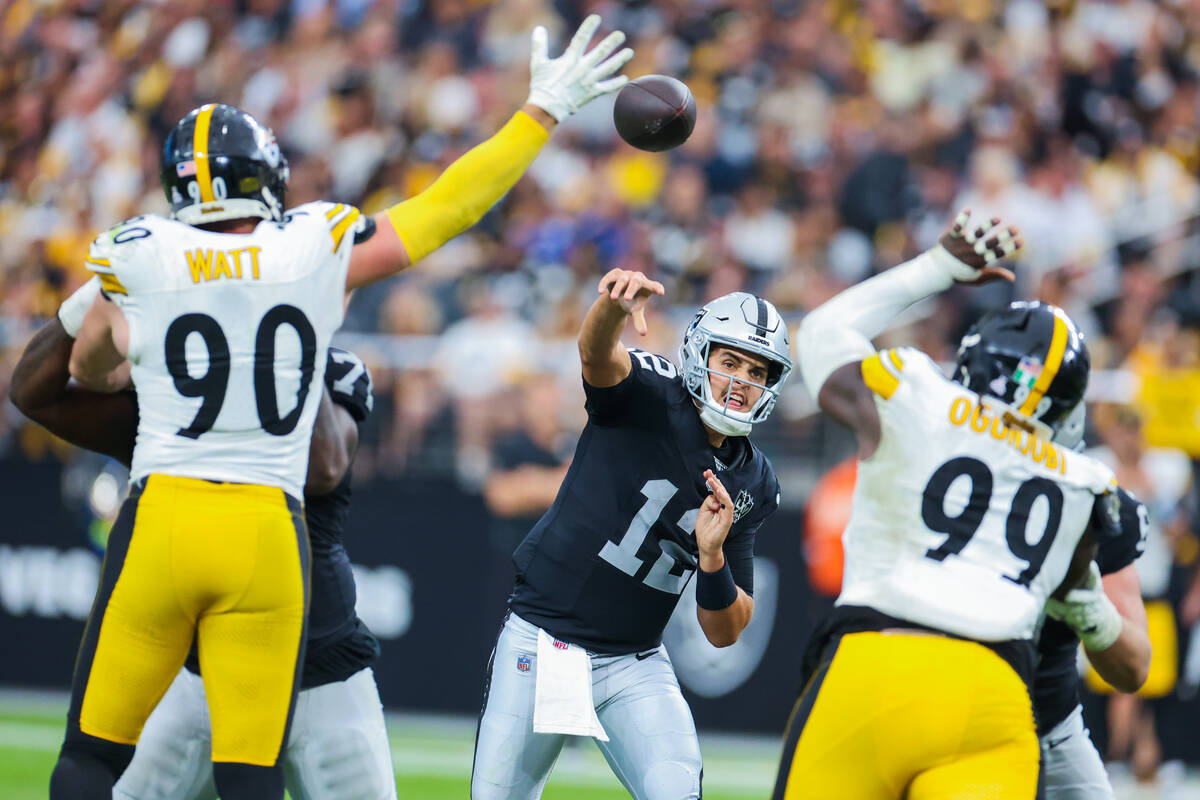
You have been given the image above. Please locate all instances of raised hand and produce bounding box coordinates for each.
[936,208,1023,284]
[527,14,634,123]
[597,268,665,336]
[695,469,735,563]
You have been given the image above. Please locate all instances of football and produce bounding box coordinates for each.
[613,75,697,152]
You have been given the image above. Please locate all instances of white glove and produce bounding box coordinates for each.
[526,14,633,123]
[58,277,101,338]
[930,209,1022,282]
[1046,562,1123,651]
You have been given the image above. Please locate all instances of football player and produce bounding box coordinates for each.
[471,269,793,800]
[47,15,632,800]
[774,210,1121,799]
[1035,408,1152,799]
[10,285,390,799]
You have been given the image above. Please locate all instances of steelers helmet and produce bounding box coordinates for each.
[953,301,1089,437]
[679,292,793,436]
[161,103,289,225]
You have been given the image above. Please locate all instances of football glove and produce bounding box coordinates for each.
[931,208,1021,281]
[58,277,101,338]
[526,14,633,123]
[1045,562,1123,651]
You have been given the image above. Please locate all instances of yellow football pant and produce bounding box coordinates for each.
[70,474,309,765]
[773,631,1039,800]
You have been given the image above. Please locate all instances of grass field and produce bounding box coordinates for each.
[0,689,778,799]
[3,690,1196,798]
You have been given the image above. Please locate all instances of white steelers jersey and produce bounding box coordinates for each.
[85,202,366,498]
[836,346,1115,642]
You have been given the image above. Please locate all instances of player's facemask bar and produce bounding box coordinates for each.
[682,332,788,437]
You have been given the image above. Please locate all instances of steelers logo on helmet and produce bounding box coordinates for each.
[679,292,793,436]
[161,103,290,226]
[953,301,1089,438]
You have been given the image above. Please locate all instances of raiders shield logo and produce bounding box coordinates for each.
[732,489,754,524]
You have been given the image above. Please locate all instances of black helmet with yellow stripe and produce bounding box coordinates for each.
[161,103,289,225]
[953,301,1089,437]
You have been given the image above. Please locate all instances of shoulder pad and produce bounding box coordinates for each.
[1095,487,1149,560]
[324,347,374,422]
[85,216,166,296]
[860,346,942,400]
[291,201,367,254]
[627,348,680,381]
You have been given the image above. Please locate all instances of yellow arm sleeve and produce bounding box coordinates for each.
[385,111,550,264]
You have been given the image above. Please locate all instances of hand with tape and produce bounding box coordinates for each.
[1046,561,1124,651]
[931,208,1022,285]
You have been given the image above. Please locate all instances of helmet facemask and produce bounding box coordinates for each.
[679,293,792,437]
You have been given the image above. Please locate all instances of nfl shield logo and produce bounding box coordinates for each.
[517,655,531,672]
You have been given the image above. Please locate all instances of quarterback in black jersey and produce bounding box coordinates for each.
[473,269,792,800]
[9,302,395,800]
[1035,479,1150,800]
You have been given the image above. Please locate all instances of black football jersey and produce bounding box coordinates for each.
[1033,487,1147,733]
[188,347,380,688]
[508,348,781,655]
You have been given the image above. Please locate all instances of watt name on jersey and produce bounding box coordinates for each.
[84,202,365,498]
[838,347,1115,642]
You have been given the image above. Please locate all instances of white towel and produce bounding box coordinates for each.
[532,629,609,741]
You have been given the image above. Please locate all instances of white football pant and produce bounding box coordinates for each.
[472,612,703,800]
[1040,704,1116,800]
[113,666,396,800]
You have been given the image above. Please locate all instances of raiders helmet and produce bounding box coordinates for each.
[161,103,289,225]
[954,301,1089,437]
[679,292,793,436]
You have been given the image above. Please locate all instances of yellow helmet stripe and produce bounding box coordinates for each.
[192,104,216,202]
[1018,311,1069,416]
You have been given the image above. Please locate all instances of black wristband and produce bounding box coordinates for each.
[696,560,738,611]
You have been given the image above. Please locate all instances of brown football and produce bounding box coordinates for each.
[613,75,697,152]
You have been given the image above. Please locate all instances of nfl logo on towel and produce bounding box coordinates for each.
[517,655,531,672]
[553,639,568,650]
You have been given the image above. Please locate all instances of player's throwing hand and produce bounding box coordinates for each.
[598,268,665,336]
[936,208,1023,284]
[527,14,634,123]
[695,468,735,558]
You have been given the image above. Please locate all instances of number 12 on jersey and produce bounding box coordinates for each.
[600,479,700,595]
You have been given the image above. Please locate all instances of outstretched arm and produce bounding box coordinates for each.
[345,15,633,289]
[579,268,664,388]
[796,210,1020,457]
[10,281,137,465]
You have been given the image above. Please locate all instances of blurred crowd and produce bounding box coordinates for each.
[3,0,1200,782]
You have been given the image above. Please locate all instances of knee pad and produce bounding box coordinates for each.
[286,729,393,800]
[641,760,701,800]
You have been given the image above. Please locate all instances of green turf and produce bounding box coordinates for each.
[0,703,767,799]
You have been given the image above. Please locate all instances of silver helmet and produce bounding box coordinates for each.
[679,292,793,436]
